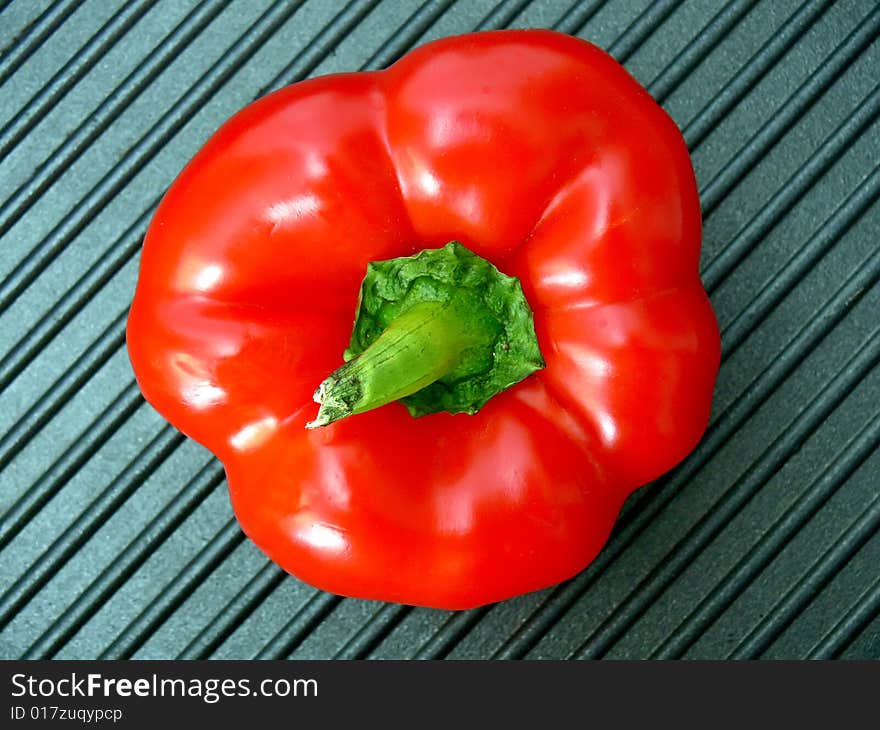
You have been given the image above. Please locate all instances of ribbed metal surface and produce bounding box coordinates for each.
[0,0,877,660]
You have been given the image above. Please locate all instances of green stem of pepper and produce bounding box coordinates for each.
[306,299,492,429]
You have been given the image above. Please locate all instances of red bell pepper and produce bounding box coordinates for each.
[127,29,720,609]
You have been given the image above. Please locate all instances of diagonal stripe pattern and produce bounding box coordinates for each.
[0,0,877,660]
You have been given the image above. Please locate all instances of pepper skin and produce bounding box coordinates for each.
[127,30,720,610]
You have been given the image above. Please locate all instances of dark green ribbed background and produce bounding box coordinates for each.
[0,0,878,660]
